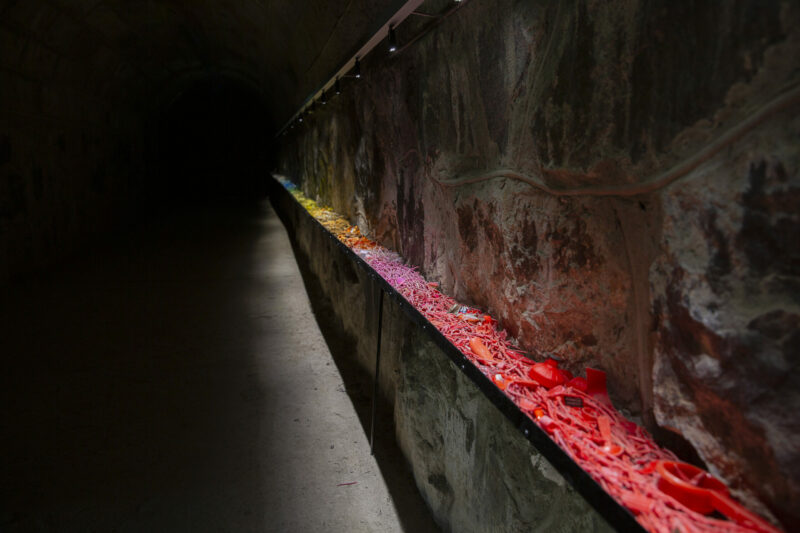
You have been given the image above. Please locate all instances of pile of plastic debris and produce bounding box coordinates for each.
[280,178,780,533]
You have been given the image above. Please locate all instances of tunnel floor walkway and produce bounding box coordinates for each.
[0,201,435,532]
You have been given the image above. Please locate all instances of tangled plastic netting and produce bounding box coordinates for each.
[282,182,780,533]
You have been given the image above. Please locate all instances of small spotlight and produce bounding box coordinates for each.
[388,26,397,53]
[354,57,361,79]
[335,77,341,95]
[321,90,327,104]
[298,112,303,123]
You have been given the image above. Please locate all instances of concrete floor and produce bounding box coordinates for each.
[0,201,439,532]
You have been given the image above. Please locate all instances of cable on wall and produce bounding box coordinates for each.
[429,84,800,197]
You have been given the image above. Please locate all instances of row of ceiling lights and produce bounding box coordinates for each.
[281,0,464,136]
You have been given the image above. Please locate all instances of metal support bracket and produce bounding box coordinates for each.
[370,288,385,455]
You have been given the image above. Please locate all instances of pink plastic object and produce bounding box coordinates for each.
[518,398,538,411]
[537,415,558,434]
[504,349,530,362]
[619,491,652,515]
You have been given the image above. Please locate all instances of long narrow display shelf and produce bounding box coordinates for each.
[268,175,781,533]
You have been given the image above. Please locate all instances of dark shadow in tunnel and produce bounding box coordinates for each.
[148,76,274,210]
[283,230,442,533]
[0,204,273,532]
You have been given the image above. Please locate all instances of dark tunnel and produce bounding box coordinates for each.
[1,1,799,532]
[1,2,444,531]
[149,77,273,205]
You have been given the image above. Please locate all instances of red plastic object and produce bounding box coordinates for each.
[656,461,726,514]
[528,362,568,389]
[585,368,611,405]
[548,358,573,380]
[566,376,588,392]
[656,461,780,533]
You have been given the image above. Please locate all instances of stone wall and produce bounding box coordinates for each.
[278,0,800,528]
[272,185,613,532]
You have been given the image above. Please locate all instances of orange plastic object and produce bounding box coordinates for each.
[597,415,623,456]
[655,461,780,533]
[528,362,568,389]
[469,337,494,363]
[492,373,508,390]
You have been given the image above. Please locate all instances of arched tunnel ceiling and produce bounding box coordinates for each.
[0,0,407,125]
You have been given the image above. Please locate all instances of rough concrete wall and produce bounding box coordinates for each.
[650,114,800,524]
[278,0,800,527]
[273,189,612,532]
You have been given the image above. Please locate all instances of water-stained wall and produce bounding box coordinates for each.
[278,0,800,528]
